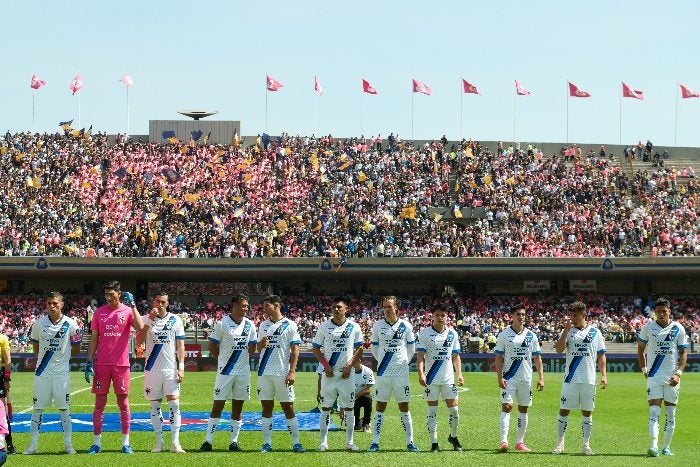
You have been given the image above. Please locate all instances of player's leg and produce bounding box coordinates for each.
[318,375,334,450]
[338,378,357,450]
[425,385,439,449]
[277,379,304,452]
[228,375,250,450]
[499,382,514,450]
[24,375,49,454]
[202,372,231,449]
[55,374,75,453]
[0,391,13,454]
[113,366,133,452]
[554,382,576,454]
[580,383,596,455]
[166,389,184,453]
[144,370,165,451]
[89,365,111,453]
[661,383,680,456]
[646,380,664,455]
[396,377,416,451]
[515,382,533,451]
[444,384,461,451]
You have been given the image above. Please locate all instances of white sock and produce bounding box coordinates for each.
[168,400,181,445]
[648,406,660,449]
[0,434,5,450]
[427,406,438,443]
[230,419,242,443]
[30,409,43,447]
[400,411,414,444]
[663,406,676,449]
[499,412,511,443]
[286,417,300,445]
[94,434,102,447]
[517,413,528,444]
[372,411,384,444]
[205,417,220,443]
[319,409,331,445]
[150,401,164,443]
[262,417,273,445]
[448,406,459,438]
[345,411,355,445]
[122,433,130,446]
[556,415,568,444]
[582,416,593,445]
[59,409,73,446]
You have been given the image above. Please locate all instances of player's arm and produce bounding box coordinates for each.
[416,350,427,386]
[286,344,299,386]
[494,352,507,389]
[312,345,333,377]
[208,339,220,358]
[533,353,544,390]
[554,321,572,354]
[176,337,185,382]
[86,332,99,361]
[343,345,364,379]
[452,351,464,386]
[135,317,149,345]
[597,351,607,389]
[370,325,379,360]
[405,326,416,358]
[637,341,648,378]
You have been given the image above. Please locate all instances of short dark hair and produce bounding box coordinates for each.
[510,304,525,314]
[263,294,282,305]
[231,292,248,304]
[47,291,64,302]
[332,296,347,306]
[569,301,586,314]
[654,297,671,309]
[103,280,121,292]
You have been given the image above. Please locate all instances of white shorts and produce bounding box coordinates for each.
[559,382,596,411]
[33,373,70,410]
[144,370,180,400]
[320,374,355,408]
[647,380,680,404]
[213,373,251,401]
[500,380,533,406]
[256,375,295,403]
[424,383,458,402]
[374,375,411,403]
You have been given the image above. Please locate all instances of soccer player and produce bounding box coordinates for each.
[312,297,364,452]
[256,295,306,453]
[85,280,144,454]
[368,295,419,452]
[416,306,464,453]
[637,297,688,457]
[24,292,82,455]
[552,301,607,456]
[352,359,374,432]
[136,292,186,453]
[0,399,8,464]
[0,332,14,454]
[494,304,544,452]
[200,293,257,452]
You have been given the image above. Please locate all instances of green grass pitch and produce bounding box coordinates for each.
[6,371,699,466]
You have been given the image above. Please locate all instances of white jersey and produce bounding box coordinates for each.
[494,326,541,384]
[312,318,363,373]
[417,326,461,385]
[30,314,81,377]
[257,317,301,376]
[639,320,688,383]
[210,315,257,376]
[142,313,186,372]
[562,325,606,384]
[353,364,375,393]
[371,318,416,377]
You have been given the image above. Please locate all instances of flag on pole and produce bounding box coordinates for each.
[69,74,83,95]
[30,74,46,90]
[568,81,591,98]
[622,82,643,100]
[515,80,530,96]
[266,75,283,91]
[412,79,431,95]
[314,76,323,95]
[680,83,700,99]
[462,79,480,94]
[362,79,378,94]
[120,73,134,87]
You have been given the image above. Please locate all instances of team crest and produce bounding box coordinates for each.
[119,315,126,324]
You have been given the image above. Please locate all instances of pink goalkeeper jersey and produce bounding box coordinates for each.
[91,303,134,366]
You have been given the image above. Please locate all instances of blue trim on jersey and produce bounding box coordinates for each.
[532,350,541,356]
[35,350,54,376]
[222,349,243,375]
[564,355,583,383]
[665,326,680,342]
[678,344,689,348]
[648,355,666,378]
[175,336,186,340]
[312,343,322,348]
[407,340,415,345]
[30,338,39,344]
[208,337,220,344]
[503,359,522,381]
[145,344,163,371]
[494,350,505,355]
[329,351,341,367]
[371,341,378,345]
[597,349,606,354]
[426,360,444,385]
[637,337,648,343]
[451,349,460,354]
[377,352,394,376]
[416,347,426,352]
[291,340,301,345]
[353,342,363,348]
[258,348,271,376]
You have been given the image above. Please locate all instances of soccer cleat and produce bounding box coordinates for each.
[7,446,15,454]
[260,443,273,453]
[582,444,595,456]
[407,442,420,452]
[170,444,186,453]
[121,445,134,454]
[229,442,241,452]
[317,443,328,452]
[499,441,509,452]
[647,447,659,457]
[447,435,463,451]
[23,446,38,455]
[199,441,213,452]
[431,443,440,452]
[515,442,531,452]
[151,442,165,453]
[65,445,77,454]
[346,443,360,451]
[368,443,380,452]
[552,442,565,455]
[661,447,674,456]
[292,443,306,453]
[86,444,101,454]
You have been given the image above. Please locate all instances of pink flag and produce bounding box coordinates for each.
[680,83,700,99]
[69,74,83,95]
[412,79,431,95]
[568,82,591,98]
[30,74,46,90]
[622,82,643,100]
[314,76,323,96]
[120,73,134,87]
[515,80,530,96]
[266,75,283,91]
[462,79,480,95]
[362,79,378,94]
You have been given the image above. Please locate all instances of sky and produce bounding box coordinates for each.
[2,0,699,147]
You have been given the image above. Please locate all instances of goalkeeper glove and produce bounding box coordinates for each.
[84,361,94,384]
[122,291,135,307]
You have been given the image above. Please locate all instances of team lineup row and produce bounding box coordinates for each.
[9,282,689,460]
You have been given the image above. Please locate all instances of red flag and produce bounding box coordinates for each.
[462,79,480,95]
[69,74,83,95]
[568,82,591,98]
[622,82,643,100]
[266,75,283,91]
[120,73,134,87]
[412,79,431,95]
[30,74,46,90]
[362,79,378,94]
[680,83,700,99]
[314,76,323,96]
[515,80,530,96]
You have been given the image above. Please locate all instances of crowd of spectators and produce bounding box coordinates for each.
[1,130,697,258]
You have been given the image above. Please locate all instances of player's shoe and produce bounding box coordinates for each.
[170,444,186,453]
[515,442,531,452]
[647,447,659,457]
[581,444,595,456]
[447,435,463,451]
[260,443,273,453]
[65,445,77,454]
[121,445,134,454]
[499,441,509,452]
[407,442,420,452]
[292,443,306,453]
[317,443,328,452]
[7,446,15,454]
[199,441,212,452]
[661,447,674,456]
[430,443,439,452]
[86,444,101,454]
[229,442,241,452]
[346,443,360,451]
[552,442,565,455]
[151,442,165,453]
[368,443,380,452]
[22,446,38,455]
